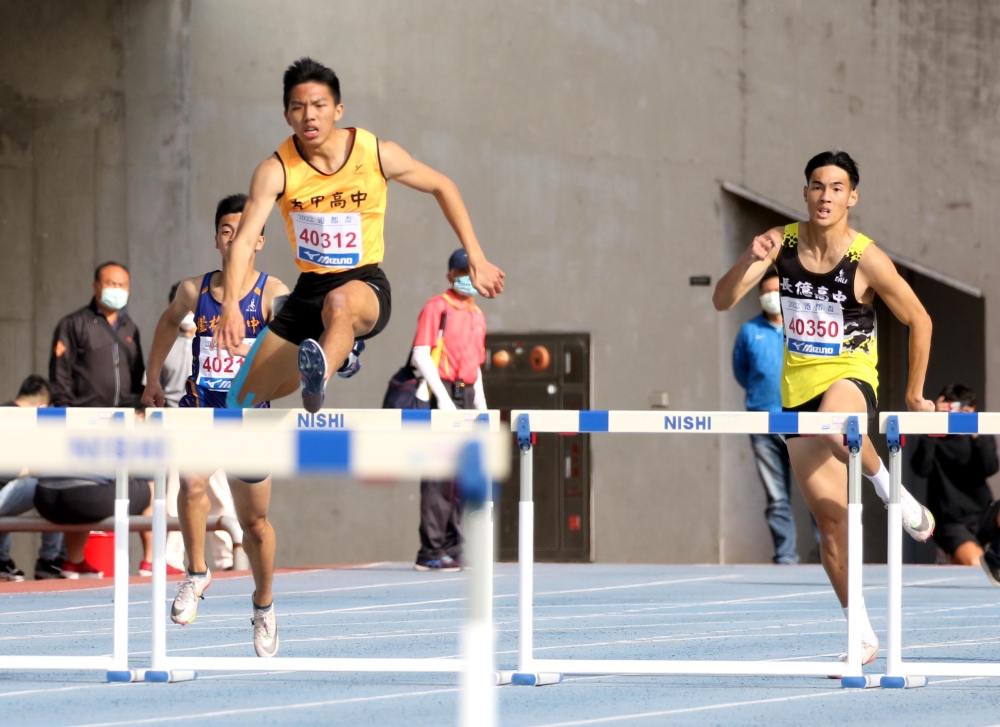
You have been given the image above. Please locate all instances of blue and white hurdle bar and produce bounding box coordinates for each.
[0,408,135,680]
[0,408,508,727]
[881,411,1000,689]
[510,410,877,688]
[140,407,506,687]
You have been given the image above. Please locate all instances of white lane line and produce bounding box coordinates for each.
[202,575,471,600]
[531,575,740,596]
[0,670,290,699]
[525,686,870,726]
[63,686,459,727]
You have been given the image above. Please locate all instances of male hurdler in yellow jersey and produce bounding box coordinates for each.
[713,151,935,667]
[214,58,504,414]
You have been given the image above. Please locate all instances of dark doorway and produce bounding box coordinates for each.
[481,333,592,562]
[874,268,986,564]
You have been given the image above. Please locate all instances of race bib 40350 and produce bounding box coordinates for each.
[293,212,363,268]
[782,297,844,357]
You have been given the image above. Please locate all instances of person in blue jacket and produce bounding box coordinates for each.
[733,269,799,563]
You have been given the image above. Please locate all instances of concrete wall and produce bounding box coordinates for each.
[3,0,999,568]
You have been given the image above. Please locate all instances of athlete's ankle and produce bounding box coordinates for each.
[865,459,890,502]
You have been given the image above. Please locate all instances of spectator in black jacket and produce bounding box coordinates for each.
[49,262,145,408]
[912,384,1000,572]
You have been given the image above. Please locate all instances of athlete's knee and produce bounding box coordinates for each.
[820,434,850,461]
[323,290,352,322]
[179,475,209,497]
[239,514,270,545]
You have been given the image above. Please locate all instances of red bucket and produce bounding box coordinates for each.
[83,531,115,577]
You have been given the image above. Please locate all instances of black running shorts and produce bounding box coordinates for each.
[268,264,392,346]
[783,378,877,440]
[34,477,152,525]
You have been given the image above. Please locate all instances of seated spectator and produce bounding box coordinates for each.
[913,384,1000,571]
[33,475,154,578]
[0,375,66,581]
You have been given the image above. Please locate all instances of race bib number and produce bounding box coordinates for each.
[782,298,844,357]
[292,212,362,268]
[196,339,253,390]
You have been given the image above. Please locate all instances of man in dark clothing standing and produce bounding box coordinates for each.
[49,262,145,408]
[912,385,1000,576]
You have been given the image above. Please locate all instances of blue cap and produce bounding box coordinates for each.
[448,248,469,271]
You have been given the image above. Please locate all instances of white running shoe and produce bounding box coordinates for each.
[170,570,212,625]
[900,487,935,542]
[831,632,879,678]
[252,597,279,658]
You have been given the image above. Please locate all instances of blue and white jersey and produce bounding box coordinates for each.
[180,270,270,409]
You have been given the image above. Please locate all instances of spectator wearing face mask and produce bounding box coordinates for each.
[733,268,802,564]
[49,262,145,408]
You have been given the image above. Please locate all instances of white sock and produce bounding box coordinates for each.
[866,460,890,503]
[843,603,877,643]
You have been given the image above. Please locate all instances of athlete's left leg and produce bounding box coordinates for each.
[227,329,300,408]
[229,476,275,607]
[298,281,379,412]
[816,379,934,541]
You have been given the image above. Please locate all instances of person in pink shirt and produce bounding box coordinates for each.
[410,249,487,571]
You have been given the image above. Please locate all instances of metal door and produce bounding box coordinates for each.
[481,333,591,562]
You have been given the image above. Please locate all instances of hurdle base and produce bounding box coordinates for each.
[142,669,197,683]
[511,672,562,686]
[106,669,143,683]
[841,674,881,689]
[880,675,928,689]
[494,670,514,686]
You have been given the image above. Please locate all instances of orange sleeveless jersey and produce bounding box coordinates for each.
[275,128,388,274]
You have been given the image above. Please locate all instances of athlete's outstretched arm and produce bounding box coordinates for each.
[860,244,934,412]
[217,157,285,355]
[712,227,783,311]
[142,277,199,408]
[378,140,505,298]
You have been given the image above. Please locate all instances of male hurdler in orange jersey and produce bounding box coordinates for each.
[218,58,505,413]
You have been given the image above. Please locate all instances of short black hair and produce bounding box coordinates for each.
[939,383,977,409]
[215,193,248,232]
[94,261,129,281]
[805,150,860,189]
[759,267,779,291]
[17,375,50,399]
[283,57,341,110]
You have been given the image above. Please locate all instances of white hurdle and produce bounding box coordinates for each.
[0,407,138,682]
[880,411,1000,688]
[510,409,876,688]
[141,408,504,689]
[0,408,507,727]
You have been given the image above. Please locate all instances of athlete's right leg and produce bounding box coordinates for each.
[228,329,300,408]
[178,475,211,573]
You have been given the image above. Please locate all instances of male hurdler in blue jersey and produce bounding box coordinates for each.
[142,194,289,657]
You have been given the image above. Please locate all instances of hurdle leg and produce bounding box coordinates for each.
[881,421,928,689]
[107,467,139,683]
[841,419,879,688]
[145,468,195,683]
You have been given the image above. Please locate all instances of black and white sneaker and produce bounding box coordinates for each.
[298,339,327,414]
[0,559,25,582]
[981,546,1000,587]
[336,340,365,379]
[34,558,64,580]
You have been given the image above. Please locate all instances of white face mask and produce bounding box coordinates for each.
[179,313,196,332]
[100,287,129,311]
[759,291,781,316]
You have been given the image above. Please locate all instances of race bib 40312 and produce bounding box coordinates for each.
[293,212,363,268]
[781,297,844,357]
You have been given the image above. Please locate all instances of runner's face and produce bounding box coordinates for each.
[803,165,857,228]
[215,213,264,256]
[284,82,343,147]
